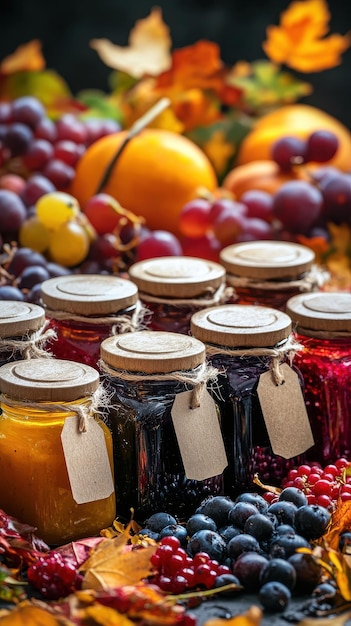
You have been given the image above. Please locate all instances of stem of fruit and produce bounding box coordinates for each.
[95,97,171,194]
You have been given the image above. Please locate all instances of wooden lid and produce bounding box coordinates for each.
[286,292,351,332]
[0,358,100,401]
[128,256,225,298]
[220,241,315,280]
[191,304,292,347]
[0,301,45,338]
[100,331,206,373]
[41,274,138,316]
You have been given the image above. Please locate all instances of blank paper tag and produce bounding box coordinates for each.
[257,363,314,459]
[171,389,228,481]
[61,417,114,504]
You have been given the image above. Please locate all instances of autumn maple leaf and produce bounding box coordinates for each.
[263,0,351,72]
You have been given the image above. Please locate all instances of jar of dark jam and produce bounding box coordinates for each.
[191,304,313,496]
[0,300,53,364]
[220,241,325,311]
[286,292,351,465]
[100,330,227,521]
[40,274,142,368]
[128,256,229,334]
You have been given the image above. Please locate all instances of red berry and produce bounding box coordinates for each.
[27,552,80,600]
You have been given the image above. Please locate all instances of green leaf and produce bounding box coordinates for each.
[0,70,72,110]
[77,89,123,122]
[109,70,139,95]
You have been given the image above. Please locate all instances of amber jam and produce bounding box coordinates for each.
[220,241,325,311]
[191,304,309,496]
[100,331,226,521]
[128,256,229,335]
[0,300,52,364]
[0,359,115,545]
[286,292,351,465]
[40,274,141,368]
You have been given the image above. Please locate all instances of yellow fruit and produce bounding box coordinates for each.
[36,192,80,230]
[237,104,351,172]
[48,221,90,267]
[70,129,218,236]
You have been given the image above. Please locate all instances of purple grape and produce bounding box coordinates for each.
[232,552,269,591]
[11,96,46,129]
[18,265,50,290]
[306,130,339,163]
[21,174,56,206]
[0,190,27,234]
[3,123,33,157]
[271,136,307,170]
[0,285,25,301]
[8,248,47,276]
[273,180,323,234]
[319,173,351,223]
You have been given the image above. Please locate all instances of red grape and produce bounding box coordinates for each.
[273,180,323,234]
[179,198,212,238]
[136,230,183,260]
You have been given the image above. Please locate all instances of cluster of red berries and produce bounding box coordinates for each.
[263,457,351,510]
[149,535,235,594]
[27,551,82,600]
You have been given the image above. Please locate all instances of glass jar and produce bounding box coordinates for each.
[0,358,116,545]
[220,241,325,311]
[0,300,53,364]
[40,274,142,368]
[191,304,313,496]
[100,331,227,521]
[128,256,229,334]
[286,292,351,465]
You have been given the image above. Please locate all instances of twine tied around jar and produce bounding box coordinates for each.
[204,334,302,385]
[99,359,219,409]
[0,323,57,359]
[227,264,330,293]
[139,283,234,308]
[0,385,110,433]
[44,299,150,334]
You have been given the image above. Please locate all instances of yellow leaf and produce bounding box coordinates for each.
[300,611,351,626]
[83,604,134,626]
[0,40,45,74]
[203,130,235,175]
[204,605,263,626]
[90,7,172,78]
[80,537,156,591]
[263,0,351,72]
[0,604,60,625]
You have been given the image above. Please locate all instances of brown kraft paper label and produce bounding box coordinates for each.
[61,416,114,504]
[171,389,228,481]
[257,363,314,459]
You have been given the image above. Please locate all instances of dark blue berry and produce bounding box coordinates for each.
[187,529,227,563]
[186,514,217,536]
[143,512,177,533]
[196,495,235,527]
[258,581,291,612]
[278,487,308,508]
[227,534,261,559]
[228,501,259,529]
[294,504,331,540]
[268,501,298,526]
[232,552,269,591]
[159,524,188,546]
[259,558,296,591]
[235,492,269,514]
[244,513,275,541]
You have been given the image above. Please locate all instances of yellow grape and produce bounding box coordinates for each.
[48,220,90,267]
[36,191,80,230]
[19,216,51,253]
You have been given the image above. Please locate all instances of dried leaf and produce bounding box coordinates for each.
[323,501,351,551]
[299,610,351,626]
[82,603,134,625]
[263,0,351,73]
[91,7,172,78]
[0,40,45,74]
[204,605,263,626]
[0,604,61,625]
[55,536,104,569]
[80,536,156,591]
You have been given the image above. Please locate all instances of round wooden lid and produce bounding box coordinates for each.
[220,241,315,280]
[41,274,138,316]
[286,292,351,332]
[128,256,225,298]
[100,331,206,373]
[0,301,46,338]
[191,304,292,348]
[0,358,100,401]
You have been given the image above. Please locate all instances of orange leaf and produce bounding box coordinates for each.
[0,40,45,74]
[203,130,236,175]
[0,604,60,625]
[80,536,156,591]
[323,501,351,551]
[204,605,263,626]
[82,603,134,625]
[262,0,351,72]
[90,7,172,78]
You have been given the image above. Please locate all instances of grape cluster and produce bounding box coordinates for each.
[263,457,351,511]
[0,96,120,191]
[140,493,334,614]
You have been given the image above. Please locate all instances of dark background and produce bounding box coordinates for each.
[1,0,351,127]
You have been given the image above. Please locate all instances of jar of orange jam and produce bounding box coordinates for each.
[0,300,53,364]
[0,358,116,545]
[40,274,141,368]
[128,256,229,334]
[220,241,324,311]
